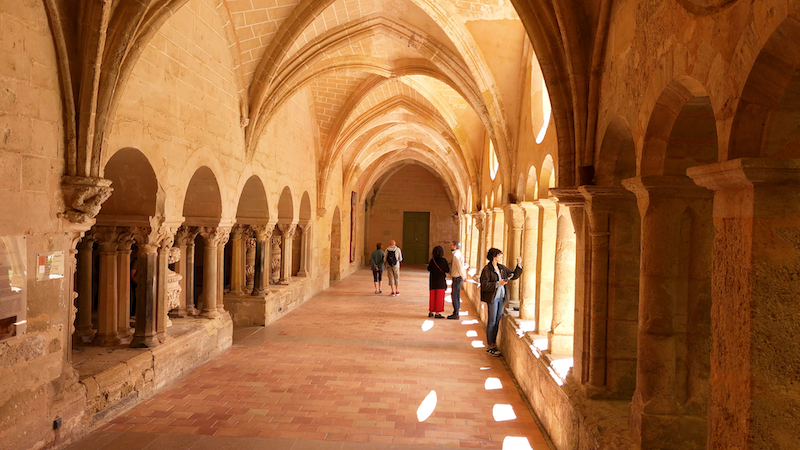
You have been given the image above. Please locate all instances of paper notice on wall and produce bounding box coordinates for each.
[0,236,27,341]
[35,251,65,281]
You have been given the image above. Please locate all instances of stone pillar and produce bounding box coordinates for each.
[116,230,134,339]
[174,227,198,317]
[131,243,159,348]
[623,175,713,449]
[491,208,505,250]
[74,236,95,340]
[270,230,282,285]
[519,202,541,321]
[297,222,311,277]
[547,192,579,357]
[92,228,121,347]
[251,225,271,296]
[504,205,525,304]
[688,158,800,449]
[245,233,256,292]
[185,231,198,315]
[537,198,557,336]
[229,225,246,295]
[279,224,297,284]
[216,231,230,312]
[156,233,175,340]
[198,227,226,318]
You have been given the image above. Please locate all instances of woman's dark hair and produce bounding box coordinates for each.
[487,247,502,262]
[432,245,444,258]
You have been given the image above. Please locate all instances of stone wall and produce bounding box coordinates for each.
[366,164,459,261]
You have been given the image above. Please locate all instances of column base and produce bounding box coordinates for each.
[171,308,188,318]
[297,270,308,277]
[201,309,220,319]
[92,333,121,347]
[130,335,160,348]
[548,331,574,355]
[73,326,95,340]
[629,408,707,450]
[251,288,267,297]
[116,328,133,340]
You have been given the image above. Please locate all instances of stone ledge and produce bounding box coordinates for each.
[59,315,232,448]
[223,276,324,327]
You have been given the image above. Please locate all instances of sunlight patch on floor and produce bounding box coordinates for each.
[417,391,437,422]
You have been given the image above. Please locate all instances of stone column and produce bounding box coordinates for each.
[576,187,641,398]
[297,222,311,277]
[270,230,282,285]
[279,224,297,284]
[74,236,95,340]
[216,231,230,312]
[198,227,226,318]
[504,205,525,304]
[229,225,246,295]
[173,227,197,317]
[130,243,159,348]
[251,225,271,296]
[156,232,176,340]
[547,192,579,357]
[491,208,505,251]
[92,227,121,347]
[471,212,484,271]
[537,198,557,336]
[185,231,198,315]
[116,230,134,339]
[519,202,541,321]
[688,158,800,449]
[623,175,713,448]
[245,233,256,292]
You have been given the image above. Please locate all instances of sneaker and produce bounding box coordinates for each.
[389,292,395,296]
[487,348,502,357]
[434,314,445,319]
[375,290,379,294]
[395,291,399,295]
[447,314,459,320]
[379,290,382,294]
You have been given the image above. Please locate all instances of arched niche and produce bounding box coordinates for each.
[236,176,269,225]
[540,154,555,197]
[330,207,342,283]
[299,192,312,222]
[595,117,636,187]
[526,166,539,200]
[277,187,294,222]
[183,167,222,225]
[641,78,718,177]
[729,14,800,160]
[98,148,159,224]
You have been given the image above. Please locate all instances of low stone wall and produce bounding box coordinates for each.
[57,315,232,449]
[462,285,631,450]
[224,276,324,327]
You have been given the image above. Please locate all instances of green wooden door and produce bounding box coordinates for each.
[402,212,430,264]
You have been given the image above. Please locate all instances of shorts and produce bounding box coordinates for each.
[372,269,382,282]
[387,265,400,285]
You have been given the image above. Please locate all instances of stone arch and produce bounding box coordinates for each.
[98,148,161,222]
[729,13,800,160]
[330,207,342,283]
[540,155,555,197]
[183,166,223,225]
[526,166,539,200]
[277,187,294,222]
[640,78,719,177]
[235,176,269,224]
[299,192,312,222]
[595,116,636,187]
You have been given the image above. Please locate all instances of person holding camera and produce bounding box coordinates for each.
[479,248,522,357]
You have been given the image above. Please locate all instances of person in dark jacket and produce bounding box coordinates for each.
[370,243,385,294]
[427,245,450,318]
[479,247,522,357]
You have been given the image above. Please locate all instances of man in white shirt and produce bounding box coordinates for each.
[448,241,467,319]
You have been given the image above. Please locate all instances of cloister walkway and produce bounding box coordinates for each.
[67,267,552,450]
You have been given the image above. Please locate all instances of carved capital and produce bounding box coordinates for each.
[316,207,327,219]
[116,227,136,251]
[231,224,246,240]
[175,226,200,247]
[279,223,297,238]
[60,176,113,224]
[91,226,122,251]
[252,225,272,242]
[246,238,256,249]
[167,247,181,264]
[199,227,230,247]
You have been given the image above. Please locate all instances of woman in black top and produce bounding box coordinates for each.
[479,248,522,356]
[427,245,450,318]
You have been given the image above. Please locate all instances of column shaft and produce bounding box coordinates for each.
[74,238,95,339]
[519,203,541,321]
[131,246,159,347]
[93,237,120,347]
[117,246,132,338]
[185,240,196,315]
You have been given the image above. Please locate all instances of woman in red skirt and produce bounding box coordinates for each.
[427,245,450,318]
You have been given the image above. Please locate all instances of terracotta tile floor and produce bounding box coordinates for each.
[67,267,552,450]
